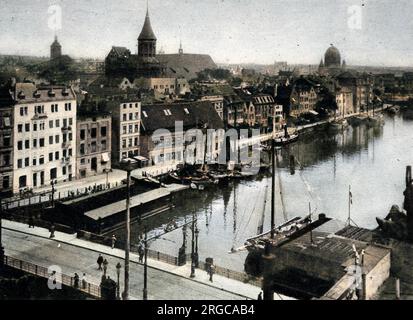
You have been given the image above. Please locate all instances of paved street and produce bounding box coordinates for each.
[1,220,290,300]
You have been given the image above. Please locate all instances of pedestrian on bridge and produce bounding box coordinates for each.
[49,223,55,239]
[209,264,215,283]
[103,259,109,276]
[111,235,117,249]
[73,273,80,289]
[82,273,87,289]
[138,243,144,263]
[97,254,104,270]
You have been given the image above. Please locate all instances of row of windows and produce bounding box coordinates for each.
[17,149,73,169]
[17,118,73,133]
[122,113,140,122]
[19,103,73,116]
[79,126,107,140]
[122,103,139,109]
[17,133,73,150]
[122,124,139,135]
[18,166,72,189]
[79,140,108,155]
[122,137,139,149]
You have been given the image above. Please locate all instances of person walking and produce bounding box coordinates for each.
[82,273,87,290]
[28,215,35,229]
[103,258,109,276]
[97,254,104,270]
[49,223,55,239]
[138,243,144,263]
[111,235,117,249]
[73,273,80,289]
[209,264,215,283]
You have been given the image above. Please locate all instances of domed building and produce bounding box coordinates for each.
[319,45,346,75]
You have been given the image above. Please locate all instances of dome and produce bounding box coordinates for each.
[324,45,341,68]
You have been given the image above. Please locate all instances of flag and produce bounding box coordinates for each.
[349,190,353,205]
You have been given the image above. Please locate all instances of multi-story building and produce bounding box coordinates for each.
[0,88,14,196]
[10,82,77,193]
[199,95,224,120]
[140,101,224,166]
[76,110,112,179]
[290,78,318,117]
[108,100,141,164]
[335,88,354,117]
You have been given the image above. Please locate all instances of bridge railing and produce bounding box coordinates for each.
[2,255,102,299]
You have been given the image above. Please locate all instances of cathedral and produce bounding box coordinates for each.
[104,7,216,81]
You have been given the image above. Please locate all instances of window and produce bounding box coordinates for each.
[69,133,72,141]
[49,136,53,145]
[32,158,37,166]
[128,138,132,147]
[62,166,67,175]
[134,137,138,146]
[123,114,127,121]
[50,168,57,180]
[19,175,27,188]
[69,118,73,126]
[102,140,107,151]
[33,173,37,187]
[129,125,133,134]
[39,156,44,165]
[17,159,22,168]
[25,140,30,149]
[122,139,127,148]
[63,118,67,128]
[68,149,72,157]
[135,112,139,120]
[135,124,139,133]
[55,152,59,160]
[49,153,53,162]
[63,133,67,143]
[55,119,60,127]
[123,126,127,135]
[25,158,29,167]
[3,154,10,166]
[91,128,97,138]
[123,104,127,109]
[18,141,23,150]
[40,122,45,130]
[63,149,67,158]
[40,138,45,147]
[25,123,30,132]
[49,120,54,128]
[2,176,9,189]
[18,124,23,133]
[55,135,60,143]
[33,123,38,132]
[91,141,97,153]
[101,126,107,137]
[80,144,85,155]
[3,135,10,147]
[129,113,133,121]
[33,139,37,148]
[80,129,86,140]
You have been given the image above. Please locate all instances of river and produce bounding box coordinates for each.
[114,112,413,272]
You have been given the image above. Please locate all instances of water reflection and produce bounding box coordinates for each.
[114,113,412,272]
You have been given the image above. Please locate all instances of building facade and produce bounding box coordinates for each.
[290,78,318,117]
[109,100,141,163]
[76,112,112,179]
[0,99,14,196]
[11,83,77,193]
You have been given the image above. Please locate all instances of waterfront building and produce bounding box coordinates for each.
[9,82,77,193]
[107,99,141,164]
[76,109,112,179]
[289,78,318,117]
[140,101,224,166]
[0,87,14,196]
[335,87,354,117]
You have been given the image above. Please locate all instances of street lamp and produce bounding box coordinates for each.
[119,159,137,300]
[190,215,196,278]
[0,199,4,269]
[143,227,148,300]
[116,262,122,300]
[194,226,199,268]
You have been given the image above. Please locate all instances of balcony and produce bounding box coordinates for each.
[61,126,72,132]
[61,157,71,164]
[61,141,71,149]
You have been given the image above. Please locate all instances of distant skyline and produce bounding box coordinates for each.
[1,0,413,67]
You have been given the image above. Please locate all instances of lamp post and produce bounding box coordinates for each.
[116,262,122,300]
[194,226,199,268]
[120,159,137,300]
[190,214,196,278]
[143,227,148,300]
[51,180,56,208]
[0,199,4,269]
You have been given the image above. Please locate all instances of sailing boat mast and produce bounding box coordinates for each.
[271,139,276,239]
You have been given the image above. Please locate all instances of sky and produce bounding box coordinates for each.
[0,0,413,66]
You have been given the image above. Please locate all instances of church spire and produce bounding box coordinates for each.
[138,1,157,41]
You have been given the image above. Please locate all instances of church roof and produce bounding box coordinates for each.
[138,10,157,41]
[51,36,61,48]
[157,53,217,80]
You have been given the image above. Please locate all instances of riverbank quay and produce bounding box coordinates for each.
[1,220,293,300]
